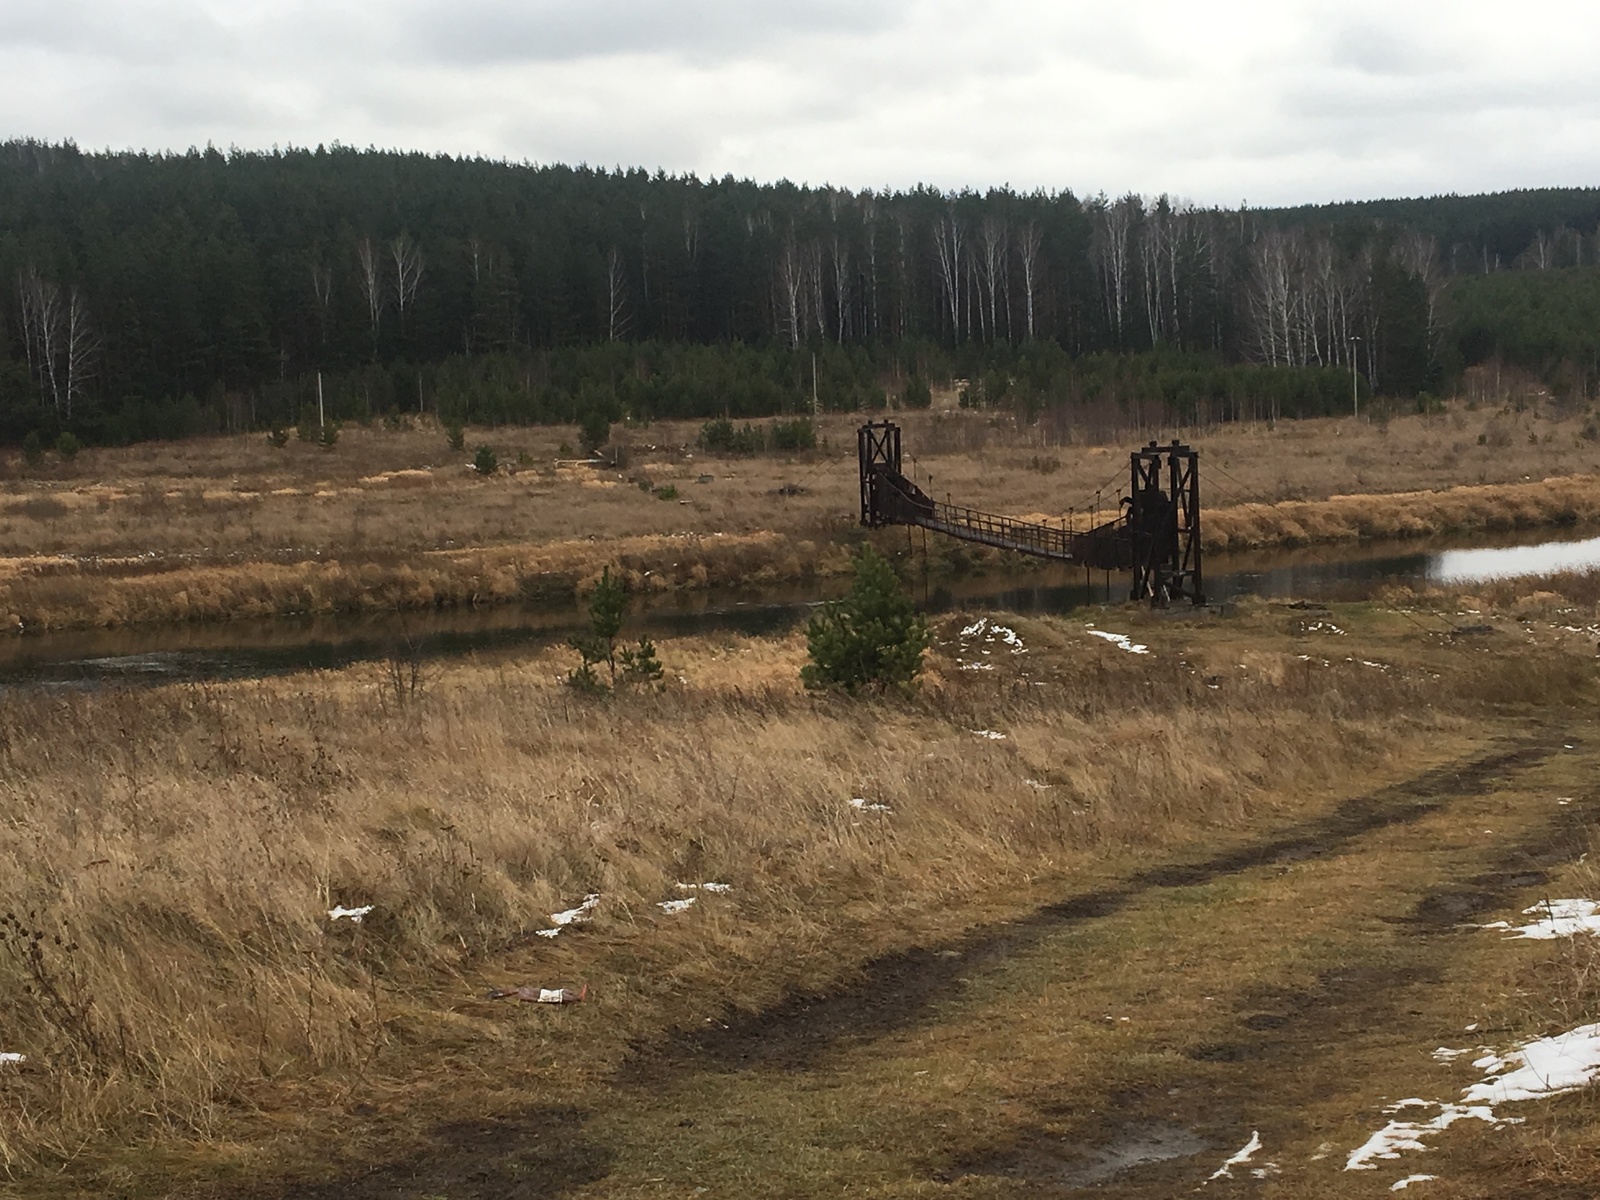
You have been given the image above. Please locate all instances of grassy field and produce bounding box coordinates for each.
[0,386,1598,630]
[3,564,1600,1195]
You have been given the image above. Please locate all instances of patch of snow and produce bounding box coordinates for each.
[676,882,731,893]
[1392,1176,1438,1191]
[1432,1047,1472,1063]
[1023,779,1053,790]
[957,617,1024,653]
[1349,1023,1600,1170]
[1304,621,1346,635]
[538,893,601,937]
[959,661,995,671]
[1345,1101,1504,1171]
[1086,628,1150,655]
[971,729,1007,740]
[989,624,1026,652]
[1464,1023,1600,1104]
[658,898,696,914]
[1208,1130,1263,1181]
[1485,899,1600,940]
[850,798,892,813]
[328,904,374,923]
[0,1052,24,1065]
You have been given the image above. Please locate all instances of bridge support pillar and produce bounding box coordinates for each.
[1130,440,1203,605]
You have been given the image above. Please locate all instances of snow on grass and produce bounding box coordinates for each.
[0,1052,24,1065]
[1391,1176,1438,1191]
[970,729,1007,740]
[849,798,891,813]
[535,893,601,938]
[1463,1024,1600,1104]
[327,904,374,923]
[989,624,1025,652]
[1207,1131,1263,1181]
[1481,899,1600,940]
[676,882,731,893]
[1348,1022,1600,1172]
[954,617,1026,672]
[958,617,1025,652]
[1086,628,1150,655]
[657,898,696,914]
[1431,1047,1473,1063]
[1345,1101,1504,1171]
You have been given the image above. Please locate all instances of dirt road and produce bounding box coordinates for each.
[215,726,1600,1199]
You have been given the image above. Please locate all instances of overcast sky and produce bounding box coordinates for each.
[4,0,1597,206]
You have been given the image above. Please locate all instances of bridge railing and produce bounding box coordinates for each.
[871,468,1130,567]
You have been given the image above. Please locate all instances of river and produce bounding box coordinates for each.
[6,525,1600,689]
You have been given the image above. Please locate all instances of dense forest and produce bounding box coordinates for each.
[2,138,1598,446]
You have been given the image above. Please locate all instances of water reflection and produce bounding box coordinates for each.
[1429,535,1600,585]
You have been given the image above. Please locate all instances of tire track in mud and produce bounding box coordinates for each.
[233,733,1569,1199]
[947,745,1600,1195]
[624,734,1565,1079]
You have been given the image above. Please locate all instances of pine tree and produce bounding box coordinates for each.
[802,545,928,693]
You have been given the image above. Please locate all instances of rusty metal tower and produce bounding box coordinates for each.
[1129,440,1203,604]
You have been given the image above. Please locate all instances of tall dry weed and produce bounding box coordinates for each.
[0,610,1582,1164]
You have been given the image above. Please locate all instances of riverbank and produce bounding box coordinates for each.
[3,401,1600,632]
[4,471,1600,633]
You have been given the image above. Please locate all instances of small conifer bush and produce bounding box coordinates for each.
[802,545,929,693]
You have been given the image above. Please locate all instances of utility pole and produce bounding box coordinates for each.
[1348,336,1361,420]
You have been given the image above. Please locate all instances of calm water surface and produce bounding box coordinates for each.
[6,525,1600,688]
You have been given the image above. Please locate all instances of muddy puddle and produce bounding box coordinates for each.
[5,524,1600,689]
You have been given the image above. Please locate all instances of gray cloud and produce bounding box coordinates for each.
[1,0,1597,205]
[403,0,904,65]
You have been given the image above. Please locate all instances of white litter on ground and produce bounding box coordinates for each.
[1086,628,1150,655]
[676,882,732,893]
[0,1052,24,1065]
[1464,1023,1600,1104]
[1304,621,1346,635]
[1345,1101,1504,1170]
[1481,899,1600,940]
[327,905,374,923]
[536,893,601,937]
[971,729,1007,740]
[1208,1130,1263,1181]
[1391,1175,1438,1191]
[658,898,696,914]
[850,798,892,813]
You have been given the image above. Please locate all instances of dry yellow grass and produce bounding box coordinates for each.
[0,388,1596,630]
[0,596,1589,1186]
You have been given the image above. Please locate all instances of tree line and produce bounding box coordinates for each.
[2,138,1597,446]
